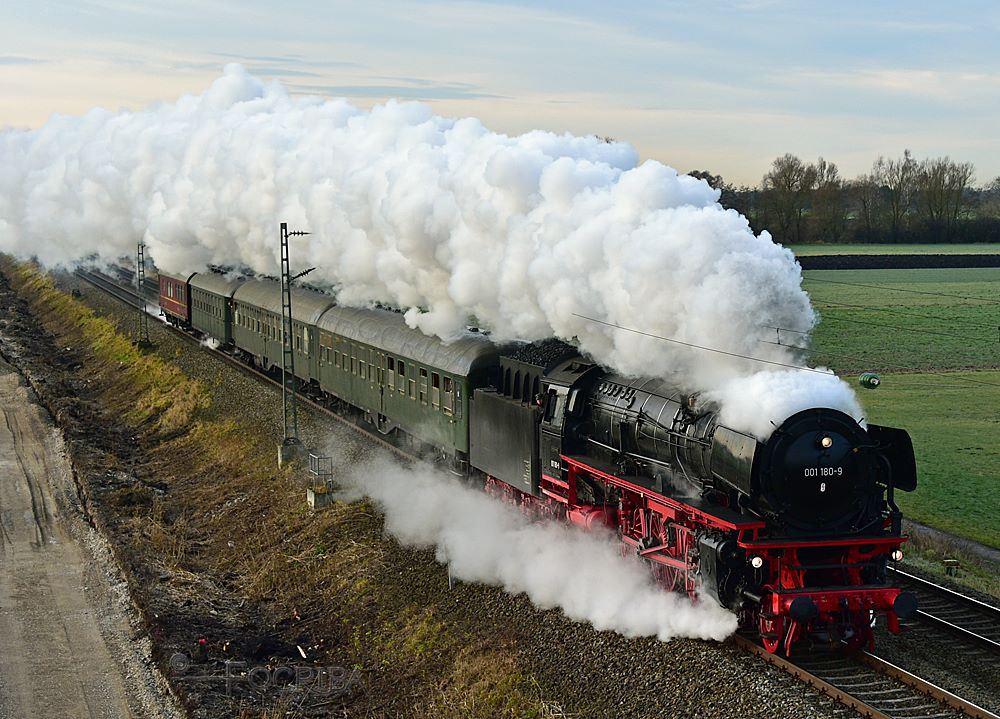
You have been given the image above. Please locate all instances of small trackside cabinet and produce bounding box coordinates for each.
[470,389,541,495]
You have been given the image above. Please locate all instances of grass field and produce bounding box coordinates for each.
[801,267,1000,547]
[859,371,1000,548]
[804,268,1000,374]
[787,243,1000,255]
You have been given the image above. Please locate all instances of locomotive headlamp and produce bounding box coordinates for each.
[891,549,904,562]
[750,555,764,569]
[819,435,834,449]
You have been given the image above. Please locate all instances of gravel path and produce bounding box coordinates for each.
[0,352,181,719]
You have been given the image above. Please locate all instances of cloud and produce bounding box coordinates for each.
[245,66,323,78]
[0,56,47,65]
[290,82,505,101]
[779,67,1000,102]
[211,52,362,69]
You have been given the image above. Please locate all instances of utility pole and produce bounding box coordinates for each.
[135,243,151,348]
[277,222,315,467]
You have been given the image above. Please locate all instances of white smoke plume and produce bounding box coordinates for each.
[334,451,738,642]
[0,64,862,437]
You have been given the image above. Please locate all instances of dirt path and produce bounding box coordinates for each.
[0,357,136,719]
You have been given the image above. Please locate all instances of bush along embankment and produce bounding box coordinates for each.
[0,257,545,719]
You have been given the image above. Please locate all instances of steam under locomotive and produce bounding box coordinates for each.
[156,270,918,654]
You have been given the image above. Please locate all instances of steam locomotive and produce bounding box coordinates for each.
[157,270,918,654]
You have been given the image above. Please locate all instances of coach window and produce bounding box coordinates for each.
[303,328,310,356]
[397,361,406,392]
[419,368,428,404]
[442,377,454,415]
[523,374,531,404]
[431,372,441,409]
[408,372,416,400]
[513,371,521,400]
[387,357,395,389]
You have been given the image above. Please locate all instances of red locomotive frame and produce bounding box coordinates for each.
[486,453,908,654]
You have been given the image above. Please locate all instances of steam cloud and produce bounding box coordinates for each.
[334,452,738,641]
[0,64,863,437]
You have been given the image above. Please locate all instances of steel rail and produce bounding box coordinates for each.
[733,634,999,719]
[889,567,1000,657]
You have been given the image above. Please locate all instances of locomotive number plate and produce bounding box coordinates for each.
[803,466,843,477]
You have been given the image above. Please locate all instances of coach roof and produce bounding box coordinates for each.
[232,279,335,325]
[190,272,248,299]
[317,305,499,376]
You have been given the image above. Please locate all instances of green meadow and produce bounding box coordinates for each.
[802,268,1000,547]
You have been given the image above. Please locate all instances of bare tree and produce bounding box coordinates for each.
[981,176,1000,219]
[688,169,745,213]
[849,167,886,239]
[914,157,974,239]
[688,169,725,190]
[762,154,816,244]
[810,157,846,243]
[882,150,918,241]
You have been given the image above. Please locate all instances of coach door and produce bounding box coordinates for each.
[376,352,388,429]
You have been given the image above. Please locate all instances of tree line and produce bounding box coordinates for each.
[690,152,1000,244]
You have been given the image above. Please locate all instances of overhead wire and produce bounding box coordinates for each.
[808,296,1000,332]
[570,313,1000,390]
[760,340,1000,389]
[764,315,996,344]
[570,314,835,376]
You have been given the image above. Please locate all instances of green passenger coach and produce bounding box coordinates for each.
[231,280,335,381]
[315,306,500,457]
[189,273,247,344]
[204,272,500,459]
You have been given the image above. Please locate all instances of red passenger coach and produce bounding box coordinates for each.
[159,272,195,326]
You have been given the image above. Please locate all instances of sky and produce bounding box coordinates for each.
[2,0,999,186]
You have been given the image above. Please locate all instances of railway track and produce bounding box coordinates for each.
[72,266,1000,719]
[72,268,414,462]
[734,634,998,719]
[889,567,1000,657]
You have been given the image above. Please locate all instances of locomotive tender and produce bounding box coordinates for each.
[159,270,918,654]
